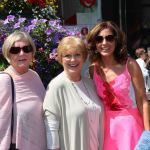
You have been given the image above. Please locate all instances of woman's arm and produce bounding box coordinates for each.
[43,81,61,150]
[44,116,60,150]
[128,57,150,130]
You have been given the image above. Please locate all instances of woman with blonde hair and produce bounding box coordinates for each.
[1,31,46,150]
[43,36,104,150]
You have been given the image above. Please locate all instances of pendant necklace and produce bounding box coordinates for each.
[72,80,90,105]
[71,79,97,122]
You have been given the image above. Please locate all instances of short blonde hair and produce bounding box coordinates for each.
[57,36,88,64]
[2,31,36,63]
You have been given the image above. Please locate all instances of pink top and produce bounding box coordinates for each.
[0,66,47,150]
[94,60,137,110]
[0,73,12,149]
[93,60,144,150]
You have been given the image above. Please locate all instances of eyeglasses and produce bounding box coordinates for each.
[62,54,82,60]
[9,45,33,54]
[95,35,115,43]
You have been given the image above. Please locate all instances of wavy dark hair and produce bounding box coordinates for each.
[87,21,128,64]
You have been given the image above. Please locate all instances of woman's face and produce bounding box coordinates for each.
[82,28,88,35]
[96,28,116,58]
[9,40,33,74]
[61,49,84,81]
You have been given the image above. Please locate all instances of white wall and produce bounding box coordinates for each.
[77,0,102,26]
[61,0,102,26]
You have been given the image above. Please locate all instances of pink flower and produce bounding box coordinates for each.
[38,47,44,52]
[49,52,58,60]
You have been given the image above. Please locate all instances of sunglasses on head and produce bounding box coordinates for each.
[95,35,115,43]
[9,45,33,54]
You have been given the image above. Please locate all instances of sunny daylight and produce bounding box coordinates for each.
[0,0,150,150]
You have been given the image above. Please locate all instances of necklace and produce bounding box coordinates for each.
[71,80,97,122]
[72,80,91,105]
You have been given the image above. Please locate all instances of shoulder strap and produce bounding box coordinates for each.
[0,71,14,100]
[125,57,129,71]
[0,72,14,142]
[8,74,14,141]
[125,57,133,78]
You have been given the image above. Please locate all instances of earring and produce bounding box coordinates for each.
[30,57,35,69]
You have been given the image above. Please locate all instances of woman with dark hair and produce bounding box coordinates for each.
[87,21,150,150]
[79,27,89,44]
[135,48,149,92]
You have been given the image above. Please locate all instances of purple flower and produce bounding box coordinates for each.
[52,48,57,53]
[0,15,80,88]
[31,19,38,25]
[3,19,9,25]
[7,15,15,21]
[67,31,76,36]
[39,19,47,23]
[53,33,63,43]
[49,20,57,27]
[3,15,15,25]
[55,24,63,30]
[45,28,53,35]
[18,18,26,23]
[46,37,52,42]
[25,24,36,32]
[14,22,21,29]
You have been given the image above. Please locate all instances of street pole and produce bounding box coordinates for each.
[119,0,123,30]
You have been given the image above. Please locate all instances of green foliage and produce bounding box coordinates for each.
[0,0,58,19]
